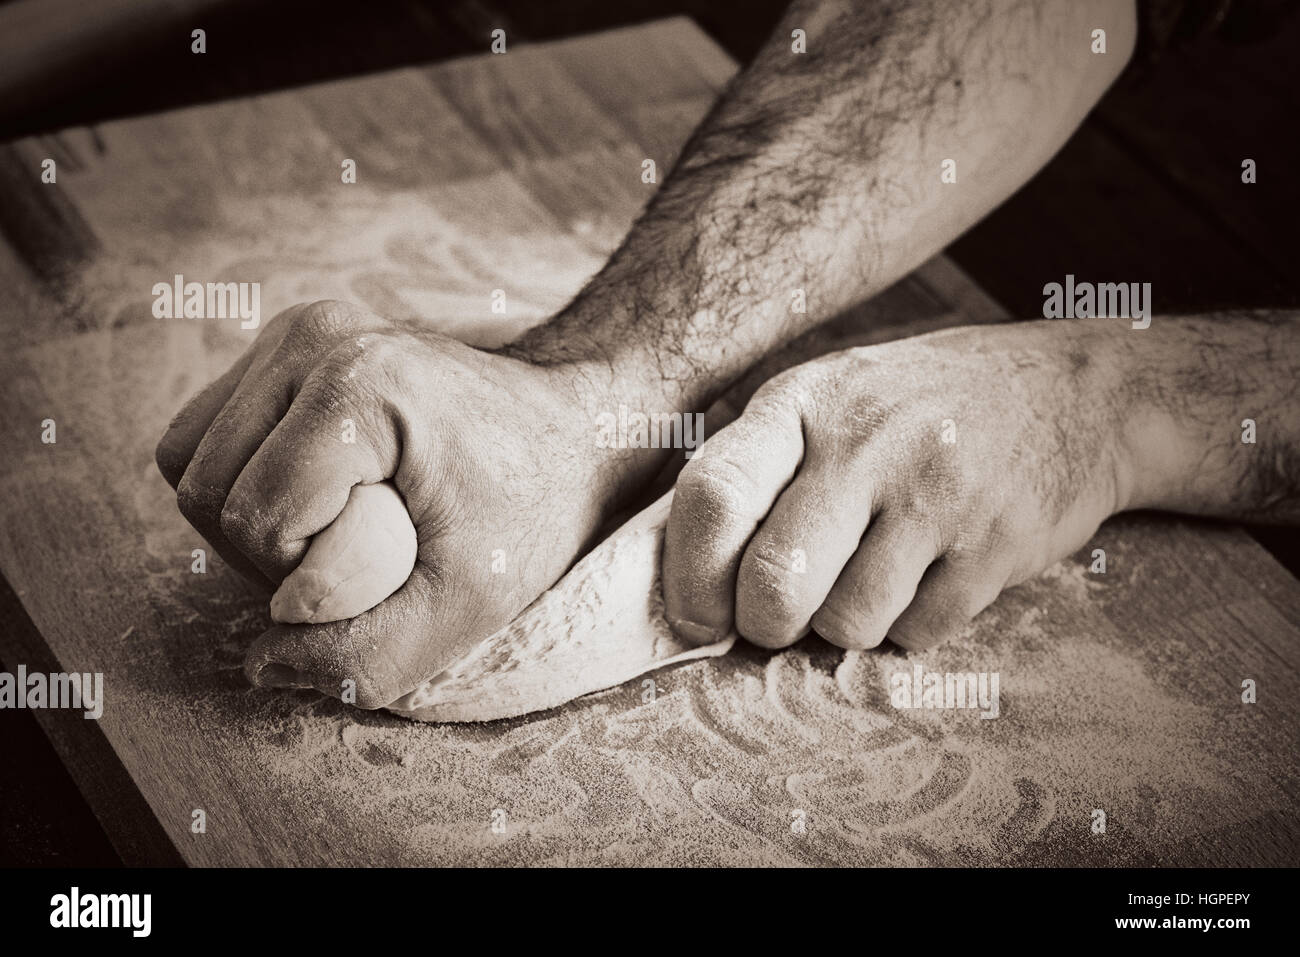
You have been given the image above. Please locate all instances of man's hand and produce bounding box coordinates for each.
[156,300,625,707]
[662,321,1141,652]
[664,313,1300,653]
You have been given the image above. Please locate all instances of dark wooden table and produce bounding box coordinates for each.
[1,0,1296,866]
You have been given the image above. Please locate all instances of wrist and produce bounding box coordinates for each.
[501,301,688,404]
[1024,319,1148,518]
[501,338,698,515]
[1098,322,1195,514]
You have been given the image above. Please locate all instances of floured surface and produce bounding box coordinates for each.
[0,20,1297,866]
[175,527,1300,865]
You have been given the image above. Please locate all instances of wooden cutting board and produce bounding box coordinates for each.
[1,18,1296,866]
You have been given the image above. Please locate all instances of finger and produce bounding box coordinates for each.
[165,371,276,584]
[174,359,299,583]
[733,457,876,649]
[663,392,805,645]
[219,356,402,581]
[167,308,318,578]
[887,557,1006,651]
[177,306,392,581]
[155,303,308,488]
[174,351,302,587]
[244,562,440,709]
[155,350,255,488]
[810,512,941,650]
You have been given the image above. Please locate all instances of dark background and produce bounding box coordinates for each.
[1,0,1297,866]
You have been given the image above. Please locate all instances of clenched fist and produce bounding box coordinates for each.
[156,300,621,707]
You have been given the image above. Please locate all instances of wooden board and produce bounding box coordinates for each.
[0,18,1297,866]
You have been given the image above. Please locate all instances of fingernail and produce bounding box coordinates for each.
[253,663,308,689]
[670,619,724,645]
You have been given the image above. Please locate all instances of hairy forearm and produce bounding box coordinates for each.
[506,0,1136,418]
[1118,314,1300,524]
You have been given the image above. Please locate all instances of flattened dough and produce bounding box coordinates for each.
[385,492,734,722]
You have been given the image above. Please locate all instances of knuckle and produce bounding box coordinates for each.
[836,395,897,446]
[220,496,289,558]
[886,467,958,530]
[675,396,803,519]
[676,454,758,516]
[891,486,941,526]
[322,333,407,396]
[284,299,356,347]
[217,499,254,548]
[755,358,821,402]
[745,537,806,586]
[349,333,406,380]
[155,436,188,485]
[175,475,221,525]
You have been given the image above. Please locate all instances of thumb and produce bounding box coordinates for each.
[268,481,418,624]
[243,521,517,709]
[244,563,440,709]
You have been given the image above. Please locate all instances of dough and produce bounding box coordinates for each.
[270,481,418,624]
[385,492,735,722]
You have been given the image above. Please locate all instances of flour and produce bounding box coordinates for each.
[234,569,1282,864]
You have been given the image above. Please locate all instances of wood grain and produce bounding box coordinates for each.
[0,18,1296,866]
